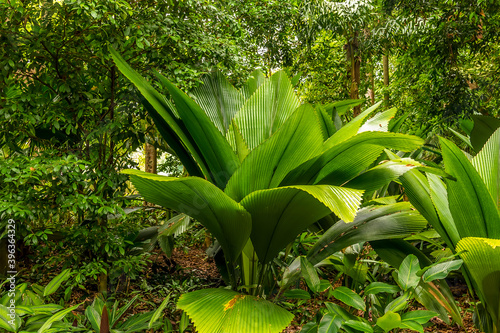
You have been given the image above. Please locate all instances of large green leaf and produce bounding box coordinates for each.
[109,47,204,179]
[241,185,363,264]
[240,69,266,99]
[440,136,500,239]
[327,99,364,116]
[225,104,323,201]
[471,127,500,210]
[399,170,458,251]
[315,105,337,140]
[191,71,245,135]
[358,108,398,133]
[345,158,421,191]
[154,71,240,189]
[427,173,460,247]
[308,203,427,265]
[324,101,382,148]
[123,170,251,263]
[281,131,424,187]
[177,288,293,333]
[457,237,500,329]
[232,70,300,150]
[470,115,500,152]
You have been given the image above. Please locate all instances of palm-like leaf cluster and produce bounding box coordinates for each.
[110,47,425,333]
[401,125,500,333]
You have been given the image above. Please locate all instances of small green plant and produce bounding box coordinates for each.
[298,254,463,332]
[0,269,79,332]
[79,293,171,333]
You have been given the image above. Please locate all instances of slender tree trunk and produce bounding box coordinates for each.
[383,52,390,108]
[369,64,375,105]
[144,142,157,174]
[347,33,361,115]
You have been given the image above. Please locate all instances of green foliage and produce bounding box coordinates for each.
[0,271,81,332]
[112,47,428,331]
[401,122,500,332]
[298,254,462,333]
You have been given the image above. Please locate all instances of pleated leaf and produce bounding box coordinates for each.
[471,127,500,210]
[191,71,245,134]
[225,104,324,201]
[232,70,300,150]
[110,48,204,178]
[281,131,424,187]
[226,120,250,162]
[470,115,500,152]
[123,170,251,263]
[0,304,18,332]
[240,185,363,264]
[155,71,240,189]
[399,169,457,252]
[328,99,364,116]
[177,288,293,333]
[315,105,337,140]
[358,108,398,133]
[158,213,191,238]
[440,136,500,239]
[399,320,423,333]
[324,101,382,149]
[427,173,460,247]
[457,237,500,327]
[345,158,421,191]
[308,203,427,265]
[241,69,266,99]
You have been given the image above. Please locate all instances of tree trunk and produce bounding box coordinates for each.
[144,142,157,174]
[347,33,361,115]
[383,53,390,108]
[369,64,375,105]
[98,272,108,293]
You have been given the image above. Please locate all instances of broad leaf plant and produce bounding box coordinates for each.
[110,47,426,333]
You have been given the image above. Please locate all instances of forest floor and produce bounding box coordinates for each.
[18,243,480,333]
[162,246,480,333]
